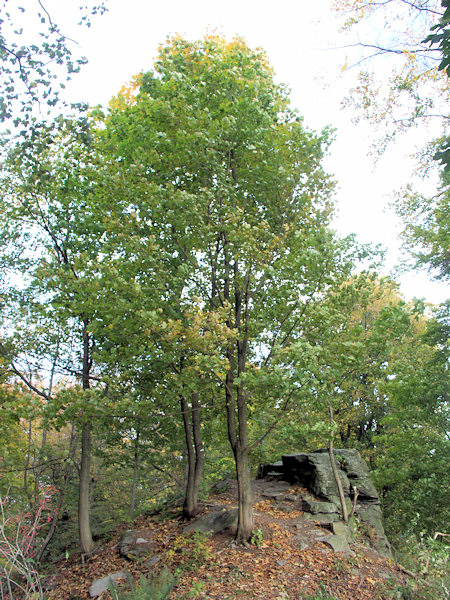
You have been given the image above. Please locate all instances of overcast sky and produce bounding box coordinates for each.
[33,0,450,303]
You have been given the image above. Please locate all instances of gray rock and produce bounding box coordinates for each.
[282,453,351,500]
[329,449,379,501]
[331,521,353,541]
[183,509,238,535]
[264,481,292,492]
[311,529,331,537]
[275,504,295,513]
[89,572,127,598]
[262,492,285,501]
[358,503,392,558]
[284,495,298,503]
[321,534,352,554]
[302,499,338,514]
[302,513,340,524]
[296,541,310,551]
[259,461,284,478]
[119,529,156,561]
[144,555,161,567]
[264,449,391,557]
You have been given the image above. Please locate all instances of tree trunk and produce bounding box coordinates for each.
[234,441,253,543]
[222,243,254,544]
[191,391,205,515]
[129,427,140,521]
[78,319,94,554]
[36,424,77,563]
[225,349,254,543]
[78,427,94,553]
[328,403,348,524]
[181,391,205,519]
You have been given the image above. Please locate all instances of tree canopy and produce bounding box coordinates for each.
[0,29,448,597]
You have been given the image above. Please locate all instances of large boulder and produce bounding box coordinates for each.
[282,452,351,508]
[183,509,238,535]
[317,449,379,501]
[263,449,391,558]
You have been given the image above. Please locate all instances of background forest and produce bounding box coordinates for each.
[0,1,448,599]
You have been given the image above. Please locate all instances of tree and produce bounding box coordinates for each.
[334,0,450,281]
[0,116,111,554]
[102,35,354,543]
[288,273,449,538]
[334,0,448,145]
[371,300,449,539]
[0,0,106,125]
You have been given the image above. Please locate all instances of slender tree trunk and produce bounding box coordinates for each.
[24,418,33,510]
[328,403,348,523]
[225,349,254,543]
[191,391,205,512]
[129,427,140,521]
[78,427,94,553]
[181,391,205,519]
[78,319,94,554]
[234,438,253,543]
[222,242,254,543]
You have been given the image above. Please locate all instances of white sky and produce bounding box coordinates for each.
[32,0,450,303]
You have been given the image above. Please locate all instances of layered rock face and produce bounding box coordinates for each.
[261,449,391,557]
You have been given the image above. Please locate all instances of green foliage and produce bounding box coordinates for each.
[170,532,212,574]
[0,1,106,125]
[250,528,264,547]
[107,569,176,600]
[301,584,340,599]
[425,0,450,79]
[381,535,449,600]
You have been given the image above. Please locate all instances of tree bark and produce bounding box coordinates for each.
[181,391,205,519]
[129,427,140,521]
[222,241,254,543]
[78,319,94,554]
[225,347,254,543]
[328,403,349,524]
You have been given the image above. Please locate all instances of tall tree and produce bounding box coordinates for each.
[0,116,109,554]
[102,35,349,543]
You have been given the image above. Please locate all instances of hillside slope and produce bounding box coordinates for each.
[43,477,421,600]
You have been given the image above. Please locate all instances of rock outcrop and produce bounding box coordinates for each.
[260,448,391,557]
[183,508,238,535]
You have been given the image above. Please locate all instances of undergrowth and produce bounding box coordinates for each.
[107,569,175,600]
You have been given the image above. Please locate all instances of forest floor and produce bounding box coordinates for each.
[44,479,415,600]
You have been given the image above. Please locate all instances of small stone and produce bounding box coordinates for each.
[276,505,294,513]
[89,572,127,598]
[276,559,287,567]
[284,495,298,503]
[144,555,161,567]
[119,530,156,561]
[262,492,285,500]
